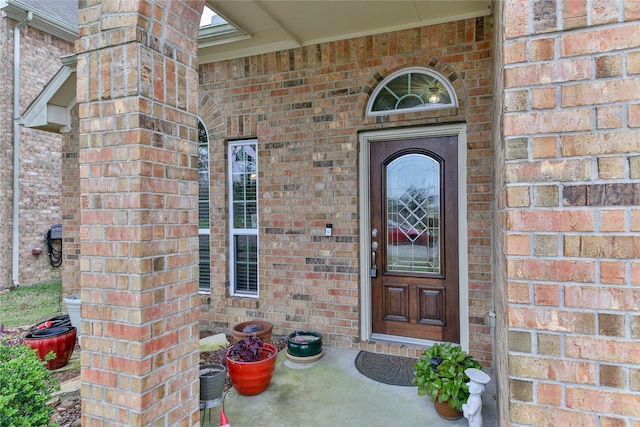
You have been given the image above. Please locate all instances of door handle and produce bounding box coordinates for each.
[371,241,378,264]
[371,241,378,277]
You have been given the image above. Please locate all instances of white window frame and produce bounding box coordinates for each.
[366,67,458,117]
[198,119,211,294]
[228,139,259,297]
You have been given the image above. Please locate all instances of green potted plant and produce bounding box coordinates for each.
[225,336,278,396]
[412,342,482,420]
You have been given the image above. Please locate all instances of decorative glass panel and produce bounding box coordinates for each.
[386,154,441,274]
[368,69,455,115]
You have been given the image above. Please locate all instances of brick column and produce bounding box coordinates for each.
[499,1,640,425]
[62,104,80,298]
[76,1,203,425]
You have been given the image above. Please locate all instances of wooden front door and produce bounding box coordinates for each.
[370,136,459,343]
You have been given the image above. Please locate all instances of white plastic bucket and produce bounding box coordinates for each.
[64,294,81,334]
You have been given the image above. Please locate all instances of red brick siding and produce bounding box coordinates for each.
[62,105,80,297]
[501,0,640,425]
[0,18,73,290]
[199,17,495,363]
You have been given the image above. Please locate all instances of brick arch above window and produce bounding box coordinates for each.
[198,91,226,141]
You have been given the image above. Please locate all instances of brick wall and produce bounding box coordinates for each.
[198,17,495,363]
[62,104,80,297]
[18,26,73,285]
[501,1,640,424]
[0,18,73,290]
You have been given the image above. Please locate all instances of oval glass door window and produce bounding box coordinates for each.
[386,153,440,274]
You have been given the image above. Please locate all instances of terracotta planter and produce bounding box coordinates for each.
[433,399,463,420]
[225,342,278,396]
[232,320,273,343]
[23,326,77,370]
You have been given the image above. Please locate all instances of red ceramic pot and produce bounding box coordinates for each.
[225,342,278,396]
[23,326,77,370]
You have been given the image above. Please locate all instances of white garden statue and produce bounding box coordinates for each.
[462,368,491,427]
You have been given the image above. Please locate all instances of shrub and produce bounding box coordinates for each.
[0,340,60,427]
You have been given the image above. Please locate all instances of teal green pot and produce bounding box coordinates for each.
[287,331,322,357]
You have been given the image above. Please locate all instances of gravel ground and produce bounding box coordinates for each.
[50,396,81,427]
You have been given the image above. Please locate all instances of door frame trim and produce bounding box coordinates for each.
[358,124,469,351]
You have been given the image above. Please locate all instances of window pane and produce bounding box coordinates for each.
[386,154,441,274]
[233,201,257,228]
[198,122,210,229]
[198,120,210,292]
[387,74,409,98]
[370,70,454,113]
[199,233,210,291]
[229,140,258,296]
[234,235,258,295]
[231,144,257,229]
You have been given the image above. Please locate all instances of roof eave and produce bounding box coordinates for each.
[22,54,77,133]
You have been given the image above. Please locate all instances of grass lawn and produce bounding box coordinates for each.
[0,281,63,328]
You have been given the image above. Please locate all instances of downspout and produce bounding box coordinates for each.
[12,10,32,287]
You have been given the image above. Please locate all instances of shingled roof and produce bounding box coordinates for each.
[14,0,77,28]
[0,0,77,42]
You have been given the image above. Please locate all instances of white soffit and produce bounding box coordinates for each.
[22,55,77,133]
[200,0,492,63]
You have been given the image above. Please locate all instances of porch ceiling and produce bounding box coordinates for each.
[200,0,492,63]
[22,1,492,134]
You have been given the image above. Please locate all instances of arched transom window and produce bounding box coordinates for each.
[367,67,457,116]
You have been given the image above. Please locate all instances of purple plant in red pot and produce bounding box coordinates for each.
[225,336,278,396]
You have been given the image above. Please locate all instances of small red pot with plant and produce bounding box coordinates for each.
[225,336,278,396]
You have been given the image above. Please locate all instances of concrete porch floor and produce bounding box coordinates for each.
[203,346,498,427]
[57,340,497,426]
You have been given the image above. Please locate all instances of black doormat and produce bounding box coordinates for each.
[354,351,417,386]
